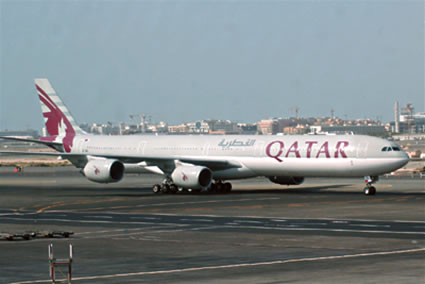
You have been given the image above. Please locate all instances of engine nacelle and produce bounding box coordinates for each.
[268,176,304,185]
[171,166,212,189]
[83,159,124,183]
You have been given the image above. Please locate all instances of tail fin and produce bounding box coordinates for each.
[35,79,84,137]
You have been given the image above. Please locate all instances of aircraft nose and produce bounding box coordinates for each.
[398,151,410,167]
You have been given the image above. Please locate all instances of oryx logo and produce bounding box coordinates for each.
[93,166,100,175]
[182,172,188,181]
[36,83,76,153]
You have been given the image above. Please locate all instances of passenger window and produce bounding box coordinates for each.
[381,147,388,152]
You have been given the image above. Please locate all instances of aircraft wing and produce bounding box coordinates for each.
[0,151,241,171]
[0,136,63,150]
[98,154,241,171]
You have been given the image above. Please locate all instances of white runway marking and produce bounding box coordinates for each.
[349,224,390,228]
[121,213,425,224]
[0,217,156,226]
[10,248,425,284]
[78,228,144,235]
[131,197,280,207]
[84,215,113,219]
[71,197,280,212]
[227,225,425,235]
[234,220,262,224]
[129,216,160,220]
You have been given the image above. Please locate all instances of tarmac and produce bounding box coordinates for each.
[0,166,424,283]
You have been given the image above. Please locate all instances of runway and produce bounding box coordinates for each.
[0,167,424,283]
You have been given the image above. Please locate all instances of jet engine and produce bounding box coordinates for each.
[268,176,304,185]
[171,166,212,189]
[83,159,124,183]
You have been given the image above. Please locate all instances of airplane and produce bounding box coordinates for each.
[0,79,409,196]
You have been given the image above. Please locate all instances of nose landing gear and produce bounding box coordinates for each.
[363,176,378,195]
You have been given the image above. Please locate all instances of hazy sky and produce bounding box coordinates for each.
[1,0,424,131]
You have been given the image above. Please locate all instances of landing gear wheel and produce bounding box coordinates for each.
[210,183,217,193]
[161,184,170,194]
[216,183,223,193]
[153,184,161,194]
[364,187,370,195]
[364,186,376,196]
[224,182,232,193]
[169,184,178,194]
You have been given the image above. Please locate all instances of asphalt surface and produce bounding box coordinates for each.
[0,167,424,283]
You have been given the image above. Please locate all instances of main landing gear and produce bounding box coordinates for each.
[152,179,233,194]
[152,178,179,194]
[209,180,232,194]
[363,176,378,196]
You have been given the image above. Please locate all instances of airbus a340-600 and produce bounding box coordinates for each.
[0,79,409,195]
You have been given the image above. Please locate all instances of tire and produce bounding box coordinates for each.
[216,183,223,193]
[161,184,170,194]
[224,182,232,193]
[369,186,376,195]
[210,183,217,193]
[153,184,161,194]
[169,184,178,194]
[364,187,370,195]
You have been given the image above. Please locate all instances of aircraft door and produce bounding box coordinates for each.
[255,141,265,157]
[137,141,147,155]
[356,142,368,158]
[77,138,89,153]
[74,138,83,153]
[203,143,210,156]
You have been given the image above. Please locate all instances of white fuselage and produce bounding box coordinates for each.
[70,134,409,179]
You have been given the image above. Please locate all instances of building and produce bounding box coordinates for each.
[205,119,239,134]
[168,124,189,134]
[390,103,425,134]
[310,125,387,136]
[237,123,257,135]
[283,125,308,135]
[187,121,210,133]
[257,119,279,135]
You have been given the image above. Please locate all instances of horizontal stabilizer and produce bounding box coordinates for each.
[0,136,62,147]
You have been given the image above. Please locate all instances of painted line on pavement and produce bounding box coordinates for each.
[10,248,425,284]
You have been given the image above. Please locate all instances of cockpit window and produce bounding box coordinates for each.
[382,146,401,152]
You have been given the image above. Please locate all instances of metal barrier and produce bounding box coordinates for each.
[48,243,73,283]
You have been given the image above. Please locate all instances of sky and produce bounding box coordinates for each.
[0,0,424,131]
